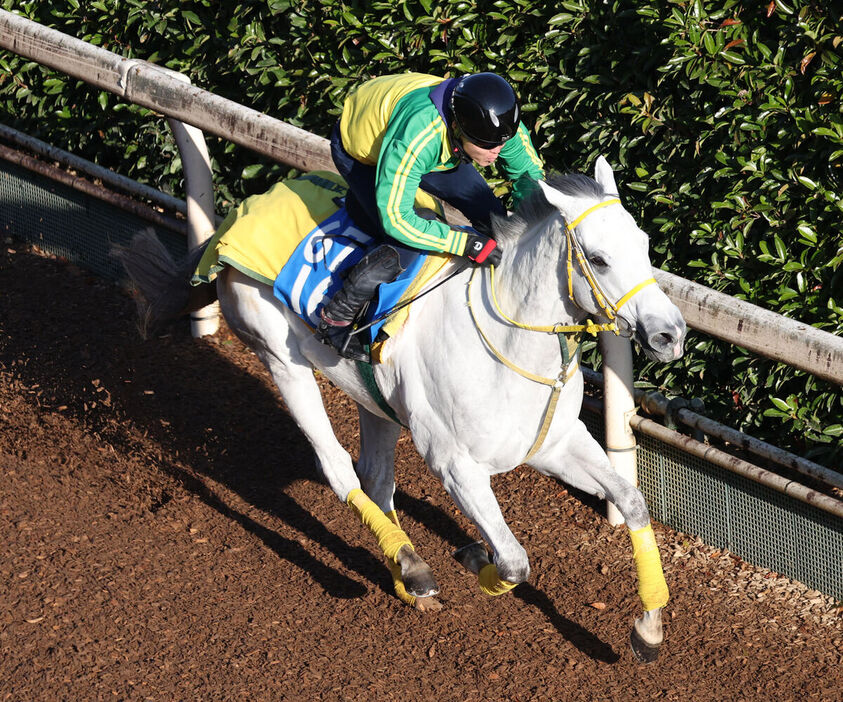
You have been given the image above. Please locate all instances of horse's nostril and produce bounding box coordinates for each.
[653,332,675,349]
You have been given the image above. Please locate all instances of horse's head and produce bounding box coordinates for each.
[537,157,686,362]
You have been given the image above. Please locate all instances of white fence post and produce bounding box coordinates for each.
[167,115,219,337]
[600,332,638,526]
[155,67,218,338]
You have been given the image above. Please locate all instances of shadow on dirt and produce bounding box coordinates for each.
[395,489,618,662]
[2,244,616,661]
[2,245,379,598]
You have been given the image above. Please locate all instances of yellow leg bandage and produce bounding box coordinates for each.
[478,563,518,596]
[386,510,416,606]
[346,489,413,562]
[629,523,669,611]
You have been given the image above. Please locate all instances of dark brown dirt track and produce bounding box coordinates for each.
[1,240,841,701]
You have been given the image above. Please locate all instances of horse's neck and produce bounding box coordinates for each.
[419,213,581,382]
[496,213,580,327]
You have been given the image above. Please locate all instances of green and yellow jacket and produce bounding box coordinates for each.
[339,73,545,255]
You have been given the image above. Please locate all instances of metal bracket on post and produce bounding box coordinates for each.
[600,331,638,526]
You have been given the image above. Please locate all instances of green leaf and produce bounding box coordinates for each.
[771,397,792,412]
[773,234,787,260]
[241,163,264,179]
[720,51,745,64]
[548,12,574,25]
[796,223,816,242]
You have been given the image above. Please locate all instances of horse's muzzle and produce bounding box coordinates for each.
[634,313,687,362]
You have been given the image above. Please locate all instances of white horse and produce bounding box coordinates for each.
[115,156,686,662]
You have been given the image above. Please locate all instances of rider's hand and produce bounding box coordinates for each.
[459,227,502,267]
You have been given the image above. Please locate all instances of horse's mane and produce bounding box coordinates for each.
[492,172,608,243]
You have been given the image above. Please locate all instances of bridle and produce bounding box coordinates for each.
[466,196,657,461]
[562,198,656,333]
[470,197,658,344]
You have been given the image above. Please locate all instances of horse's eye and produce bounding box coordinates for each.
[589,254,608,268]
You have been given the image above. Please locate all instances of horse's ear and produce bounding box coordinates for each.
[594,156,619,195]
[537,180,578,219]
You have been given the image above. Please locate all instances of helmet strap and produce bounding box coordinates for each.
[449,123,473,164]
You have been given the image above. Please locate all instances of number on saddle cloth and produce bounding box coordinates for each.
[272,207,428,346]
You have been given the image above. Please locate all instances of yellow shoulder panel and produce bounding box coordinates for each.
[340,73,444,165]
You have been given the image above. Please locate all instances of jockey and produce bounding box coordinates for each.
[317,72,545,360]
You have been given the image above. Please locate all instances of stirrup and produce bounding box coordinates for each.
[336,329,370,363]
[316,321,370,362]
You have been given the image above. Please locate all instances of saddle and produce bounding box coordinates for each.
[192,171,452,361]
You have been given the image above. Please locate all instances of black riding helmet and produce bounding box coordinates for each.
[450,73,520,149]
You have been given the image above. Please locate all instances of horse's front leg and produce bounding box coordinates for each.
[357,405,440,610]
[436,460,530,595]
[528,419,668,663]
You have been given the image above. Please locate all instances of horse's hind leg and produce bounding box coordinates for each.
[219,272,358,496]
[357,405,440,609]
[218,269,428,603]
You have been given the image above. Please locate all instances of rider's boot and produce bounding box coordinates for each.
[316,245,402,361]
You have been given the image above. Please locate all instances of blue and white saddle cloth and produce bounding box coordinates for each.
[272,206,429,345]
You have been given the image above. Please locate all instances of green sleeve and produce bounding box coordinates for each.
[375,104,469,256]
[498,122,545,208]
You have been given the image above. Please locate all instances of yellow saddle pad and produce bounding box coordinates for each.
[192,171,452,359]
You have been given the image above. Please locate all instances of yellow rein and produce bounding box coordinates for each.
[468,267,582,388]
[465,196,657,461]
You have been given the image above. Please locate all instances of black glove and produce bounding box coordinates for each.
[459,227,502,267]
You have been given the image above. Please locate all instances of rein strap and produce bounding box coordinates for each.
[467,268,582,463]
[489,267,614,336]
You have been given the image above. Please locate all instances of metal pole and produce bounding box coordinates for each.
[0,142,185,235]
[0,122,187,215]
[581,395,843,520]
[583,367,842,492]
[637,390,843,491]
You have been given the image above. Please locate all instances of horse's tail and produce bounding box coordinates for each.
[111,230,216,338]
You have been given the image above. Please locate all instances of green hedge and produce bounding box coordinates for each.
[1,0,840,464]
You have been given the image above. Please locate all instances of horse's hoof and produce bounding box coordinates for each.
[395,545,440,598]
[453,541,490,575]
[405,578,440,598]
[402,564,440,598]
[630,627,661,663]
